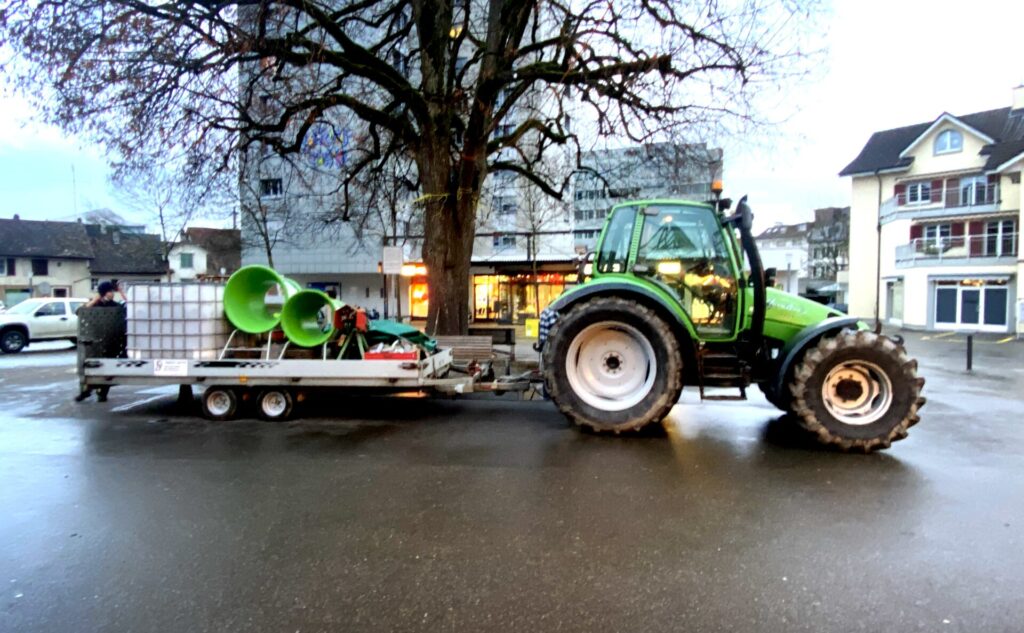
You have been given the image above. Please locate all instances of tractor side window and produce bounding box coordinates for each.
[635,206,738,336]
[595,207,636,274]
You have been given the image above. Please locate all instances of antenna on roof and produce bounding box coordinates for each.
[71,164,78,218]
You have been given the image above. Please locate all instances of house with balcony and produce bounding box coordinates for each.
[756,221,812,296]
[840,87,1024,333]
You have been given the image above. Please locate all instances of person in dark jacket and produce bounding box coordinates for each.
[75,281,126,402]
[85,280,125,308]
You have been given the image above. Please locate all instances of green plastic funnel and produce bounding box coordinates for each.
[280,289,345,347]
[223,265,302,333]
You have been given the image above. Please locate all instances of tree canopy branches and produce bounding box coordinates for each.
[0,0,823,332]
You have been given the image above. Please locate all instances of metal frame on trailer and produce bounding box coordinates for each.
[82,348,459,390]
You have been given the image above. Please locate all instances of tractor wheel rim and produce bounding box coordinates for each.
[821,360,893,425]
[565,321,656,412]
[262,392,288,417]
[207,391,232,416]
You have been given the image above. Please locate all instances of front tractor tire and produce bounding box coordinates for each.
[543,297,683,433]
[789,330,926,452]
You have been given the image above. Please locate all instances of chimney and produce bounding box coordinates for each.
[13,214,19,220]
[1014,84,1024,112]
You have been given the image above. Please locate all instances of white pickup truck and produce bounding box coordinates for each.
[0,297,90,353]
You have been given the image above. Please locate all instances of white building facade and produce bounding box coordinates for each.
[756,222,811,296]
[841,89,1024,333]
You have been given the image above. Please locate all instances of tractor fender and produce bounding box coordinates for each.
[548,281,699,369]
[770,316,863,398]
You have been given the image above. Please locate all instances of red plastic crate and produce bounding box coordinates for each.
[364,350,419,360]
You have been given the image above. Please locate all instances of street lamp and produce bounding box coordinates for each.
[785,252,793,294]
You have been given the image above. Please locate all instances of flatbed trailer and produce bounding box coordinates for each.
[81,348,536,421]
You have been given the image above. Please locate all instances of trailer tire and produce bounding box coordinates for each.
[543,296,683,433]
[202,386,239,421]
[256,389,294,422]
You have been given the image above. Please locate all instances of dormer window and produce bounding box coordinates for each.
[934,129,963,155]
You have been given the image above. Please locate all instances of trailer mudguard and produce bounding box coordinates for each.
[769,316,863,399]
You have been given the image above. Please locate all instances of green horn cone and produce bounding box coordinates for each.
[224,265,302,333]
[280,289,345,347]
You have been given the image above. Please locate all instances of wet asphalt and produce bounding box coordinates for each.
[0,334,1022,632]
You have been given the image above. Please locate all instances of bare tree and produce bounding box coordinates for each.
[0,0,822,333]
[111,162,228,279]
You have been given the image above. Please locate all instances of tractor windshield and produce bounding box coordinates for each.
[634,205,739,336]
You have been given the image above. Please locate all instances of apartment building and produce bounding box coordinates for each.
[841,88,1024,333]
[756,221,812,296]
[571,143,724,251]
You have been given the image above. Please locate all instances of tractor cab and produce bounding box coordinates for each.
[593,201,744,339]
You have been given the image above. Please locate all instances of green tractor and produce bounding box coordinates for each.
[542,196,925,451]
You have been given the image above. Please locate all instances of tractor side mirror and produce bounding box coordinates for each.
[717,198,733,212]
[764,267,778,287]
[724,195,753,232]
[734,196,753,232]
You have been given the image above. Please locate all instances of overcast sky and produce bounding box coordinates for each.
[1,0,1022,233]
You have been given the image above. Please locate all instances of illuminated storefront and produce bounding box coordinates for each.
[398,262,577,323]
[473,272,576,323]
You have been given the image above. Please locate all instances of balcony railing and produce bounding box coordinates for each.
[895,232,1018,265]
[895,183,999,209]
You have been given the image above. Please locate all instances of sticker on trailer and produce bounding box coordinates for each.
[153,359,189,377]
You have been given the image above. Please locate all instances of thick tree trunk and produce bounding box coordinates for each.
[418,137,480,335]
[421,179,476,336]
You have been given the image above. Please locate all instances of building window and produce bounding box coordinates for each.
[923,224,951,249]
[31,258,48,276]
[959,175,993,206]
[984,219,1016,257]
[906,181,932,205]
[180,253,194,269]
[493,234,516,249]
[492,123,515,139]
[0,258,11,276]
[494,197,516,217]
[935,280,1008,329]
[934,129,963,155]
[260,178,283,197]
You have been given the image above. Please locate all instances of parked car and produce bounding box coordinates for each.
[0,297,90,353]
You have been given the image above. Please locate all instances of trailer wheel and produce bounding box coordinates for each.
[202,386,239,421]
[256,389,294,422]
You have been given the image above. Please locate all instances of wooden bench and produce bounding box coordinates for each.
[433,336,496,365]
[434,334,516,376]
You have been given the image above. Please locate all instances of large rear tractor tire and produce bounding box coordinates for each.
[788,330,925,452]
[543,297,683,433]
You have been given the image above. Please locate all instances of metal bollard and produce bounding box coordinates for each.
[966,334,973,371]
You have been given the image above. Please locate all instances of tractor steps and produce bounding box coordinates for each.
[697,347,749,402]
